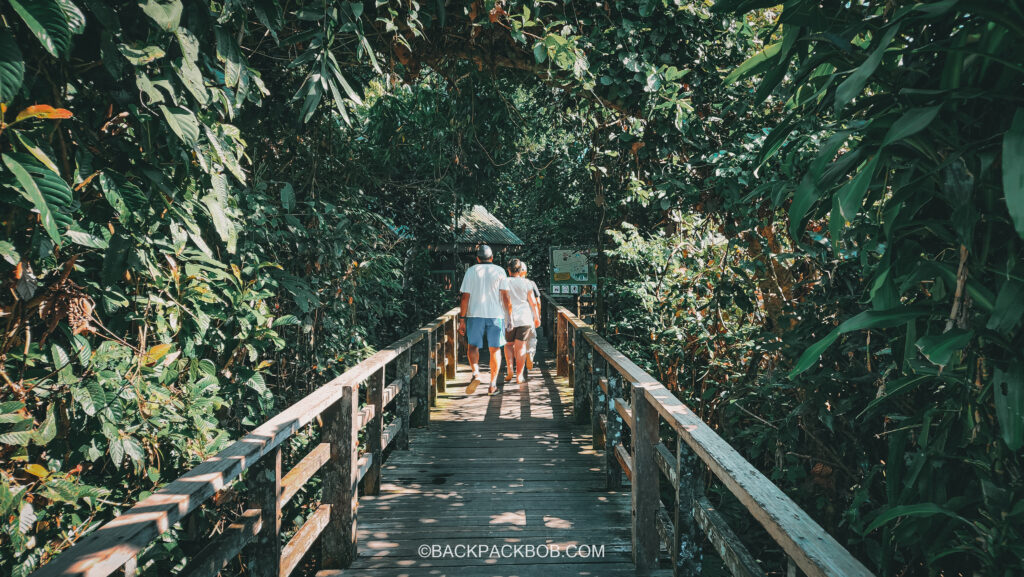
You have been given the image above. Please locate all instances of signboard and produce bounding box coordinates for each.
[549,247,597,297]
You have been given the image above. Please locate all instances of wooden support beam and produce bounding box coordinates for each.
[632,386,660,570]
[444,316,457,380]
[654,442,677,488]
[249,447,281,577]
[674,436,702,576]
[357,454,372,483]
[396,350,412,450]
[598,376,609,395]
[280,443,330,507]
[605,372,624,491]
[281,504,331,577]
[321,384,358,569]
[591,354,604,445]
[694,496,766,577]
[614,397,633,429]
[356,405,375,430]
[411,330,430,427]
[181,509,262,577]
[614,443,633,481]
[360,368,384,495]
[382,421,402,450]
[657,505,674,552]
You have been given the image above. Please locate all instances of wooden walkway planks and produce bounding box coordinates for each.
[346,361,655,577]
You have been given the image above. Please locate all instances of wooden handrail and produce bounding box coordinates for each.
[33,307,461,577]
[543,296,874,577]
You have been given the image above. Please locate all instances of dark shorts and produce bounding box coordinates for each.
[466,317,505,348]
[505,325,533,342]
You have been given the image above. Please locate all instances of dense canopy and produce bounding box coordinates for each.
[1,0,1022,575]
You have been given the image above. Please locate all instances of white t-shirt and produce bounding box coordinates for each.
[501,277,535,328]
[459,263,507,318]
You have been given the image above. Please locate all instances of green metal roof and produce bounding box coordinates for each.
[457,205,524,246]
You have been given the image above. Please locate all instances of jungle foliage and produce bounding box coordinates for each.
[1,0,1022,576]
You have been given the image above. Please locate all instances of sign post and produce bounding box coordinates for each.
[549,246,598,298]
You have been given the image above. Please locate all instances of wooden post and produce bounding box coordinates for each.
[249,447,281,577]
[360,367,384,495]
[674,435,702,576]
[591,354,605,446]
[556,314,567,377]
[435,336,446,393]
[631,386,660,570]
[605,370,623,491]
[321,384,358,568]
[573,330,588,424]
[396,349,411,450]
[445,316,457,379]
[412,332,430,426]
[425,329,438,406]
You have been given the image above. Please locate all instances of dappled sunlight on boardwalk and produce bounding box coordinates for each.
[347,361,652,577]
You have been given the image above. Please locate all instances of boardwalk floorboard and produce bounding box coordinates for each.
[346,360,645,577]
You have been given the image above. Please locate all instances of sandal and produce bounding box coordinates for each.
[466,374,481,395]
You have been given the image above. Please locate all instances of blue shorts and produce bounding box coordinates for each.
[466,317,505,349]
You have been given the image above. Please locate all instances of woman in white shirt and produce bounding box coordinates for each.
[501,259,541,384]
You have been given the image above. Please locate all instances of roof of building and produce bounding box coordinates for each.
[457,205,524,247]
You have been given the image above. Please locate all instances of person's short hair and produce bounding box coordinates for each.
[477,245,493,261]
[509,259,527,273]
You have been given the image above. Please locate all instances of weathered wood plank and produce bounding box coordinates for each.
[357,454,372,483]
[280,504,331,577]
[605,373,624,491]
[614,443,633,481]
[657,505,674,552]
[181,509,261,577]
[356,405,375,430]
[382,420,402,450]
[631,388,660,570]
[654,442,677,488]
[694,496,766,577]
[573,328,588,424]
[614,397,633,429]
[598,376,609,395]
[321,385,358,569]
[675,435,702,576]
[280,443,330,507]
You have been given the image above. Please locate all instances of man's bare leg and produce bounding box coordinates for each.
[487,347,502,394]
[467,344,481,376]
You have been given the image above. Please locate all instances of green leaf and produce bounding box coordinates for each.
[790,308,927,377]
[914,329,972,368]
[272,314,300,327]
[836,155,880,225]
[139,0,183,31]
[202,194,237,254]
[32,405,58,445]
[160,105,200,146]
[2,153,62,244]
[865,503,971,533]
[993,366,1024,451]
[882,105,942,147]
[0,241,20,265]
[57,0,86,34]
[280,183,296,211]
[0,430,34,446]
[0,27,26,103]
[834,25,899,113]
[9,0,72,57]
[1003,109,1024,239]
[987,279,1024,333]
[118,43,166,65]
[216,27,243,88]
[533,42,546,63]
[723,42,781,85]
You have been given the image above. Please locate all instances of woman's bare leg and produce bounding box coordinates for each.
[514,339,528,382]
[504,341,515,378]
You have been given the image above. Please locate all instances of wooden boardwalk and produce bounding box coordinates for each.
[348,359,647,576]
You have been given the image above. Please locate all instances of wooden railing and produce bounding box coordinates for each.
[33,308,461,577]
[543,296,875,577]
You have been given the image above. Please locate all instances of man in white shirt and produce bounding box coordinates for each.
[458,245,510,395]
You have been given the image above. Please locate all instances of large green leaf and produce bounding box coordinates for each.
[834,25,899,113]
[140,0,183,31]
[723,42,781,85]
[914,329,972,368]
[1003,109,1024,239]
[836,154,880,224]
[0,28,25,103]
[882,105,942,147]
[9,0,72,57]
[993,366,1024,451]
[865,503,971,533]
[2,153,62,244]
[160,105,200,146]
[790,308,928,377]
